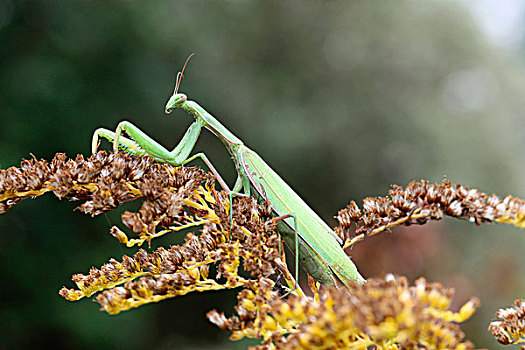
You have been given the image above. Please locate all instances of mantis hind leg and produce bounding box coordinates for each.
[273,214,299,291]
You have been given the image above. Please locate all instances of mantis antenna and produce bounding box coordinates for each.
[174,53,195,95]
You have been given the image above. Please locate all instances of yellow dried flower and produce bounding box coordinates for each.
[210,274,478,349]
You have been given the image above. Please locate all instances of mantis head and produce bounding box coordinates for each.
[165,93,187,114]
[165,53,193,114]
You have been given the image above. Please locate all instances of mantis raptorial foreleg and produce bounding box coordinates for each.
[92,120,230,193]
[91,128,148,158]
[273,213,299,291]
[93,120,202,166]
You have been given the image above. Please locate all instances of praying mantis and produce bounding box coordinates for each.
[92,58,365,288]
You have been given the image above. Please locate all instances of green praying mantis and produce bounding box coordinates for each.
[92,57,365,288]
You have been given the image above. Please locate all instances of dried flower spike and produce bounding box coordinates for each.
[336,179,525,247]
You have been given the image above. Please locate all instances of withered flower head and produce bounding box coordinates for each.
[336,179,525,247]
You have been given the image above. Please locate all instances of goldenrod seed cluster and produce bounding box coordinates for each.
[336,179,525,247]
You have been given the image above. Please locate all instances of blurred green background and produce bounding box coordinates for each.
[1,1,525,349]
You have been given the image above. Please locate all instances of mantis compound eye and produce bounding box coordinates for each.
[165,93,187,114]
[174,93,187,104]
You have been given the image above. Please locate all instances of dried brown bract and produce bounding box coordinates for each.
[336,179,525,247]
[489,299,525,345]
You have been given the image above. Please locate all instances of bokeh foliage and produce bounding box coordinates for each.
[1,1,524,349]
